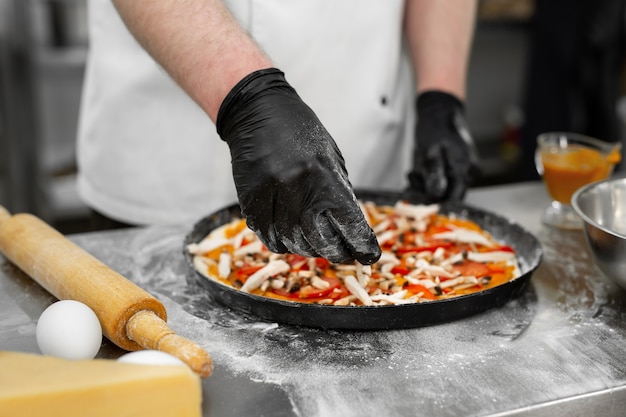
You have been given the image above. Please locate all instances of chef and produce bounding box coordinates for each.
[76,0,478,264]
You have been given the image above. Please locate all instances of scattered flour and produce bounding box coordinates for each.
[67,223,626,417]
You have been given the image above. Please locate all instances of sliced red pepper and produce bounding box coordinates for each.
[285,254,308,270]
[236,264,264,279]
[327,285,350,300]
[391,266,411,275]
[426,225,453,235]
[486,245,516,253]
[405,283,437,300]
[270,287,297,298]
[314,258,330,270]
[449,261,491,278]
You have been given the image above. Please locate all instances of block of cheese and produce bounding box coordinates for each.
[0,351,202,417]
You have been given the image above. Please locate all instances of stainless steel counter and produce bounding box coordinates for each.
[2,181,626,417]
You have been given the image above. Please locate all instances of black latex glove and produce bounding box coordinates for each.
[406,91,480,202]
[216,68,381,265]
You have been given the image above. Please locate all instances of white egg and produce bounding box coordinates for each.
[117,350,186,367]
[36,300,102,360]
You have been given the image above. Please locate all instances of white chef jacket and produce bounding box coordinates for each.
[77,0,415,226]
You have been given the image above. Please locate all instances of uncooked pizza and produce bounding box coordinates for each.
[187,201,521,306]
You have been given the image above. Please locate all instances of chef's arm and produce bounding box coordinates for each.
[404,0,477,99]
[110,0,381,264]
[403,0,480,202]
[111,0,272,122]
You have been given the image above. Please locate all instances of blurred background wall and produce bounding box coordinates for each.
[0,0,88,231]
[0,0,624,233]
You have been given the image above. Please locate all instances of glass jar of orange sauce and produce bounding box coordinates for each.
[535,132,621,229]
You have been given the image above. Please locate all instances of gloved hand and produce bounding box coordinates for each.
[216,68,381,265]
[407,91,480,202]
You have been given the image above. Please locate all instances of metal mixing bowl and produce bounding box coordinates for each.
[572,176,626,289]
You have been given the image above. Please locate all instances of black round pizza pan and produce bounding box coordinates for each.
[183,190,543,330]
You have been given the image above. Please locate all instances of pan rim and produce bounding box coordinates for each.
[183,190,543,328]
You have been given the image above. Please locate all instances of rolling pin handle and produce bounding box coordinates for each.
[126,310,213,378]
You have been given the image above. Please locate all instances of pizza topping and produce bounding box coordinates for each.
[356,263,372,287]
[218,252,231,279]
[234,240,264,258]
[376,229,399,246]
[392,202,439,228]
[311,276,331,290]
[411,258,456,279]
[467,250,516,263]
[189,202,521,306]
[371,290,416,305]
[187,237,230,256]
[431,227,494,247]
[240,260,290,293]
[344,275,373,306]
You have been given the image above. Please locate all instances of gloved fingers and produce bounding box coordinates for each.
[325,208,381,265]
[218,68,380,264]
[246,217,290,255]
[444,161,479,202]
[300,211,355,264]
[404,172,431,204]
[441,144,475,202]
[468,162,482,185]
[276,224,321,259]
[443,174,467,202]
[266,191,320,258]
[422,145,448,200]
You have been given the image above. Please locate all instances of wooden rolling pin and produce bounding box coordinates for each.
[0,206,212,378]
